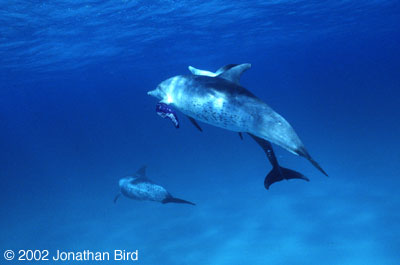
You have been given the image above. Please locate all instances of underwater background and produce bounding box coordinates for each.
[1,0,400,264]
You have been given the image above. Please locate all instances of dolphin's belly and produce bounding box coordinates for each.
[122,183,168,202]
[175,93,257,132]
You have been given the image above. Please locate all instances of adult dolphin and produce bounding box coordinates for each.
[154,66,311,189]
[148,63,327,177]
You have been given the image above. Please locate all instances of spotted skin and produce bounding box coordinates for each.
[148,72,327,176]
[148,75,302,154]
[119,177,169,202]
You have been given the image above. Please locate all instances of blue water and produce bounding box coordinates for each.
[1,1,400,264]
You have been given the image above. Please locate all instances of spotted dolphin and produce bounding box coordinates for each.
[148,63,327,177]
[154,66,310,189]
[114,166,195,206]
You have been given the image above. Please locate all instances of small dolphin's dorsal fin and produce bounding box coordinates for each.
[135,165,147,177]
[217,63,251,85]
[188,66,217,77]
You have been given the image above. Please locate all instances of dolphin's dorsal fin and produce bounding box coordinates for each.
[188,66,217,77]
[215,64,239,75]
[135,165,147,177]
[217,63,251,85]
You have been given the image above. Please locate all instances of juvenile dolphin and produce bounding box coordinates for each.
[156,102,180,128]
[148,63,327,177]
[114,166,195,206]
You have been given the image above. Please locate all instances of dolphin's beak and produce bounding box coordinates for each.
[148,88,164,100]
[147,90,156,97]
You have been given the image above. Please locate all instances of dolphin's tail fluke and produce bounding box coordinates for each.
[265,166,310,190]
[296,147,328,176]
[162,196,196,206]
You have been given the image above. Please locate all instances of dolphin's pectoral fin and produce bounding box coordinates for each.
[265,167,309,190]
[187,116,203,132]
[162,195,196,206]
[114,193,121,204]
[238,132,243,140]
[217,63,251,85]
[295,147,328,176]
